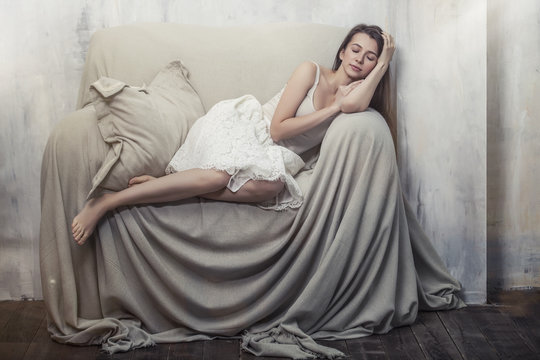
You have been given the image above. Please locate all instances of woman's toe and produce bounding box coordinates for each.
[74,228,83,240]
[78,234,87,245]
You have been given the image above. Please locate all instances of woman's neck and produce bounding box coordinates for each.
[328,66,354,91]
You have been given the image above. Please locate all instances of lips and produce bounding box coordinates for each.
[350,64,361,72]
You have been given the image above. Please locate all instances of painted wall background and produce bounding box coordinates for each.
[1,0,533,304]
[487,0,540,291]
[394,0,486,303]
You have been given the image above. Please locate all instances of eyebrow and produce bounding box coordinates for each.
[351,43,378,56]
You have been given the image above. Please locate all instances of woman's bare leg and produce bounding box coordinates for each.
[71,169,230,245]
[201,180,285,203]
[130,176,284,203]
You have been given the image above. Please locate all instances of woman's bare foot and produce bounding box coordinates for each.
[72,175,155,245]
[128,175,156,187]
[71,195,111,245]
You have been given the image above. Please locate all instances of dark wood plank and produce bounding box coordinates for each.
[169,341,204,360]
[468,306,538,359]
[437,307,500,360]
[169,340,203,360]
[131,343,169,359]
[0,301,22,332]
[0,300,46,360]
[500,304,540,354]
[489,290,540,354]
[410,311,463,360]
[346,335,387,360]
[240,353,288,360]
[379,325,426,360]
[3,296,540,360]
[23,316,98,360]
[202,339,239,360]
[0,300,45,341]
[240,350,290,360]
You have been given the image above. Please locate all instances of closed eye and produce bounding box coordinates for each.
[351,42,378,59]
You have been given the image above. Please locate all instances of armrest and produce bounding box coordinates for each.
[41,106,109,202]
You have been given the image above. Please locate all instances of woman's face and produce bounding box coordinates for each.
[339,32,379,79]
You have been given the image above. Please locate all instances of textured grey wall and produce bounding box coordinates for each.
[395,0,487,303]
[1,0,520,304]
[487,0,540,291]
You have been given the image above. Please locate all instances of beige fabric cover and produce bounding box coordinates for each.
[88,61,205,198]
[40,23,465,359]
[76,23,349,110]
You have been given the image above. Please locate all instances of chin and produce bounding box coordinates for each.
[351,72,366,81]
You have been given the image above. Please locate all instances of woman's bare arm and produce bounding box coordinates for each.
[270,62,343,142]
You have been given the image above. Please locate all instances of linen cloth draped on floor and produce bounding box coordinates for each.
[40,107,465,359]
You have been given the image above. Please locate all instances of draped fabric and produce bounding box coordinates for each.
[40,107,464,359]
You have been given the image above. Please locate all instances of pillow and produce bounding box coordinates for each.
[86,60,205,198]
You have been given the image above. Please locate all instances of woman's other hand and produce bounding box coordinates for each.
[338,80,364,112]
[343,79,364,95]
[332,84,348,110]
[128,175,156,187]
[333,79,363,109]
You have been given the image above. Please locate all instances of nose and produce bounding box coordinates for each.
[356,54,364,65]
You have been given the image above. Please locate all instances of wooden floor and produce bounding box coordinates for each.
[1,291,539,360]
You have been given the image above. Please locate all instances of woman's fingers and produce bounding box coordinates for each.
[128,175,155,187]
[382,31,395,48]
[380,31,395,63]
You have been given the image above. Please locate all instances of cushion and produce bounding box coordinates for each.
[86,60,205,198]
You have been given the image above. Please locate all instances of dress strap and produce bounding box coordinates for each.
[311,61,320,87]
[307,62,320,99]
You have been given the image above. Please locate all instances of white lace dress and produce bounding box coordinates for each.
[166,63,327,210]
[165,94,305,210]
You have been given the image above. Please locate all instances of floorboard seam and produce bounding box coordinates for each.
[472,306,507,359]
[498,307,538,354]
[436,311,466,360]
[409,319,429,360]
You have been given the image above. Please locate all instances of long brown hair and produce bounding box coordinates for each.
[332,24,397,152]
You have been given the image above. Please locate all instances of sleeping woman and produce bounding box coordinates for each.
[72,24,395,245]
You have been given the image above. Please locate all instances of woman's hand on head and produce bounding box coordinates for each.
[378,31,395,67]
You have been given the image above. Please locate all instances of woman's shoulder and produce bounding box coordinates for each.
[298,61,332,72]
[297,62,335,83]
[318,64,334,81]
[294,61,317,76]
[288,61,319,89]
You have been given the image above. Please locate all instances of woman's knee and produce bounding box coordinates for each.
[244,180,284,200]
[202,170,231,190]
[328,110,393,148]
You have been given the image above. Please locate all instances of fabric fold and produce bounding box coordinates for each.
[241,324,346,359]
[40,105,465,358]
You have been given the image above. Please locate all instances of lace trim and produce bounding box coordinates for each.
[165,95,304,211]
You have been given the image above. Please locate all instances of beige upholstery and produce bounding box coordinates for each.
[77,23,348,110]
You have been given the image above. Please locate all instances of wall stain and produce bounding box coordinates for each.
[76,4,91,65]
